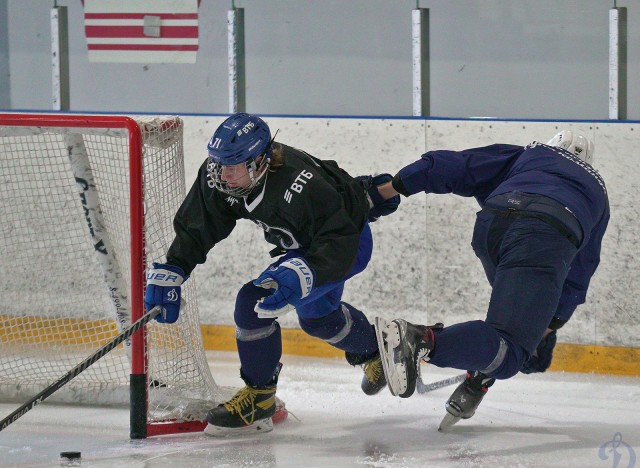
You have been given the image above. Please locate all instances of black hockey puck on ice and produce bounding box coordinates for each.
[60,451,81,459]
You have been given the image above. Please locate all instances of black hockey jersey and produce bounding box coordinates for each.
[166,144,369,286]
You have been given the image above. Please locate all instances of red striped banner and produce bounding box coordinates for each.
[83,1,199,63]
[85,26,198,39]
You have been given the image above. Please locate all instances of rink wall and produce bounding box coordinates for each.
[179,116,639,374]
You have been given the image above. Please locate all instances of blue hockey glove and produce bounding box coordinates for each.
[145,263,187,324]
[253,258,315,318]
[356,173,401,222]
[521,331,557,374]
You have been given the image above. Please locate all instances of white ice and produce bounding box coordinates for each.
[1,351,638,468]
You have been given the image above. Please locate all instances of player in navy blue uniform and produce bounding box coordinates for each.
[144,113,399,436]
[368,131,609,429]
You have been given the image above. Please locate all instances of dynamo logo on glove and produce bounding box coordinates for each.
[167,288,179,302]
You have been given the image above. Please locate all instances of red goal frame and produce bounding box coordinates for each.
[0,113,207,438]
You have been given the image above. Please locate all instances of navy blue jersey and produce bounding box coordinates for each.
[395,142,610,322]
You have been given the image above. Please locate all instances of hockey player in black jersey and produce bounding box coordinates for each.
[365,130,609,430]
[144,113,400,436]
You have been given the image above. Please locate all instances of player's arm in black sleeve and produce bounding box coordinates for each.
[166,160,238,275]
[284,176,361,287]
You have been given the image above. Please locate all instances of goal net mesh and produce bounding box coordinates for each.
[0,115,224,427]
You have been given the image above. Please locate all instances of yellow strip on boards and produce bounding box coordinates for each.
[550,343,640,376]
[201,324,640,377]
[2,315,637,377]
[200,324,344,359]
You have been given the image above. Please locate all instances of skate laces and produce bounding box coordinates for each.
[223,385,275,425]
[364,356,383,384]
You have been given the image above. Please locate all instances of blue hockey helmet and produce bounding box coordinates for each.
[207,113,273,196]
[207,113,272,165]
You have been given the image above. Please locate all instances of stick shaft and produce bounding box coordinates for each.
[0,306,160,432]
[416,373,466,393]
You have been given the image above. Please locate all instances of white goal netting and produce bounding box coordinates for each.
[0,114,224,432]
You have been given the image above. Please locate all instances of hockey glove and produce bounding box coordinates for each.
[145,262,187,324]
[521,331,557,374]
[356,173,401,222]
[253,258,314,319]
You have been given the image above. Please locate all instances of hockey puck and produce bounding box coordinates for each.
[60,451,81,459]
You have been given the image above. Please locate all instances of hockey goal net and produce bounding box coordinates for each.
[0,113,223,438]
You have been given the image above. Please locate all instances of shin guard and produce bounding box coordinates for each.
[298,302,377,357]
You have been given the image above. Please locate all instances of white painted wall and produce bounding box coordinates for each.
[180,116,639,348]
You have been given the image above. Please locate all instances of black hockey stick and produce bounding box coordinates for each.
[416,373,466,394]
[0,306,161,432]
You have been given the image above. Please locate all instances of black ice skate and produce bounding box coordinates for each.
[205,365,281,436]
[374,317,443,398]
[439,371,495,431]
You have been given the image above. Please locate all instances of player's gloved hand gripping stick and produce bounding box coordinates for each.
[253,258,315,318]
[145,263,187,323]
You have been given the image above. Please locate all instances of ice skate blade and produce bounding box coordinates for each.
[438,412,462,432]
[374,317,407,397]
[204,417,274,437]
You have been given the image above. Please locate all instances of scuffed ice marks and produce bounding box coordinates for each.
[357,440,418,467]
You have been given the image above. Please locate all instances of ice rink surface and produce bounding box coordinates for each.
[1,351,638,468]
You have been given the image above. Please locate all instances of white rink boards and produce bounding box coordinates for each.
[181,116,639,349]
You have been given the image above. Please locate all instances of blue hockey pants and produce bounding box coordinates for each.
[429,207,578,379]
[234,224,378,386]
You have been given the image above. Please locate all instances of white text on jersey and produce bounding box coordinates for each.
[284,170,313,203]
[226,196,239,206]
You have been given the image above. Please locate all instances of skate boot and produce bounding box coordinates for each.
[439,371,495,431]
[374,317,443,398]
[345,350,387,395]
[205,364,281,436]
